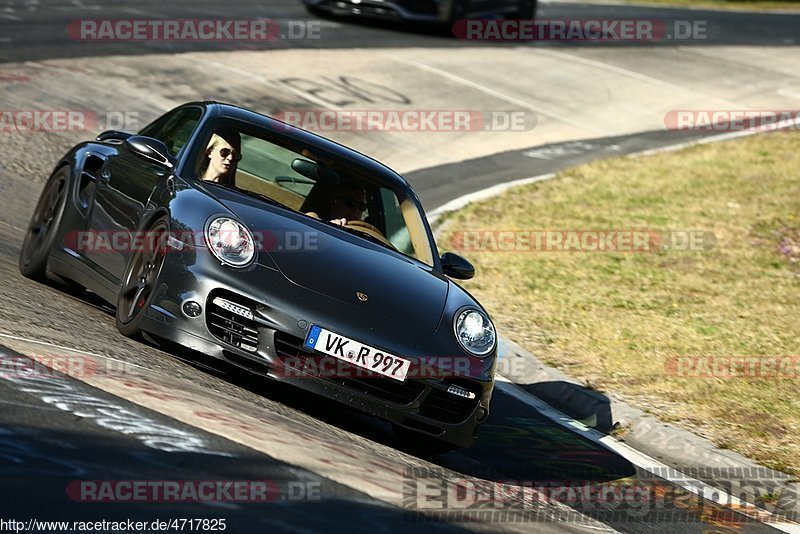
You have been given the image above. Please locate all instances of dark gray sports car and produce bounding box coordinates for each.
[304,0,537,24]
[19,102,498,451]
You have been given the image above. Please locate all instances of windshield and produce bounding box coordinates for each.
[194,125,435,266]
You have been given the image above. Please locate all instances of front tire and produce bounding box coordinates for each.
[115,215,169,338]
[19,166,70,281]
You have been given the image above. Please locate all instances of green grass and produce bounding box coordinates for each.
[616,0,800,10]
[441,131,800,475]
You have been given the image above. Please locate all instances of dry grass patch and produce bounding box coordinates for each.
[616,0,800,10]
[440,132,800,474]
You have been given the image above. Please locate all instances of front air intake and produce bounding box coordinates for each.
[206,292,259,353]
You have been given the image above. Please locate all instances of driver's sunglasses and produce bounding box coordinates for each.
[218,147,242,162]
[337,196,368,212]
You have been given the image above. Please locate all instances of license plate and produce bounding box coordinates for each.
[304,325,411,382]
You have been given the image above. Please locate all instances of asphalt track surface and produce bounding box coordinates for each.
[0,0,798,63]
[0,1,798,533]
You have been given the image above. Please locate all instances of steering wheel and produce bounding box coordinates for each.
[344,220,396,249]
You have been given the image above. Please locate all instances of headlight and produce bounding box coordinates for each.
[454,308,496,357]
[205,216,255,267]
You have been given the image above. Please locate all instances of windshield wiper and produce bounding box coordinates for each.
[335,223,398,252]
[233,188,292,211]
[202,181,294,212]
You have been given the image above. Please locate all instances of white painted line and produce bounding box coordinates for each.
[427,114,800,220]
[428,173,555,224]
[630,114,800,158]
[531,49,742,107]
[380,54,604,133]
[0,219,23,232]
[777,88,800,100]
[494,376,800,533]
[0,342,233,457]
[120,7,166,17]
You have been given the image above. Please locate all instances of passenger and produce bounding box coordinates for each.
[199,129,241,186]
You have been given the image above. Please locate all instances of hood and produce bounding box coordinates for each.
[207,186,448,333]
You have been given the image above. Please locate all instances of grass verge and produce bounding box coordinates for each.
[615,0,800,10]
[440,131,800,475]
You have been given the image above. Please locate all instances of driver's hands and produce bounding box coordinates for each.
[330,218,347,226]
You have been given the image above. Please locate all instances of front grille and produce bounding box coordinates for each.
[206,291,260,353]
[319,0,403,18]
[419,381,481,424]
[274,332,425,405]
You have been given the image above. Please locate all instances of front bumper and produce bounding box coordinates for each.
[140,251,495,448]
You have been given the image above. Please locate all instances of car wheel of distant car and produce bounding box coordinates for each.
[115,215,169,338]
[393,423,459,456]
[446,0,469,25]
[19,165,71,281]
[515,0,537,19]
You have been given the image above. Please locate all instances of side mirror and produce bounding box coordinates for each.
[441,252,475,280]
[125,135,175,170]
[96,130,132,142]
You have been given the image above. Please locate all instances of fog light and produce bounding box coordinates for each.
[476,407,488,422]
[182,300,202,318]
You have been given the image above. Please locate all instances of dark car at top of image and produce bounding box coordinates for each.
[19,101,499,452]
[304,0,537,24]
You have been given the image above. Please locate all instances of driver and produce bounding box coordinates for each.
[306,180,368,226]
[328,182,368,226]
